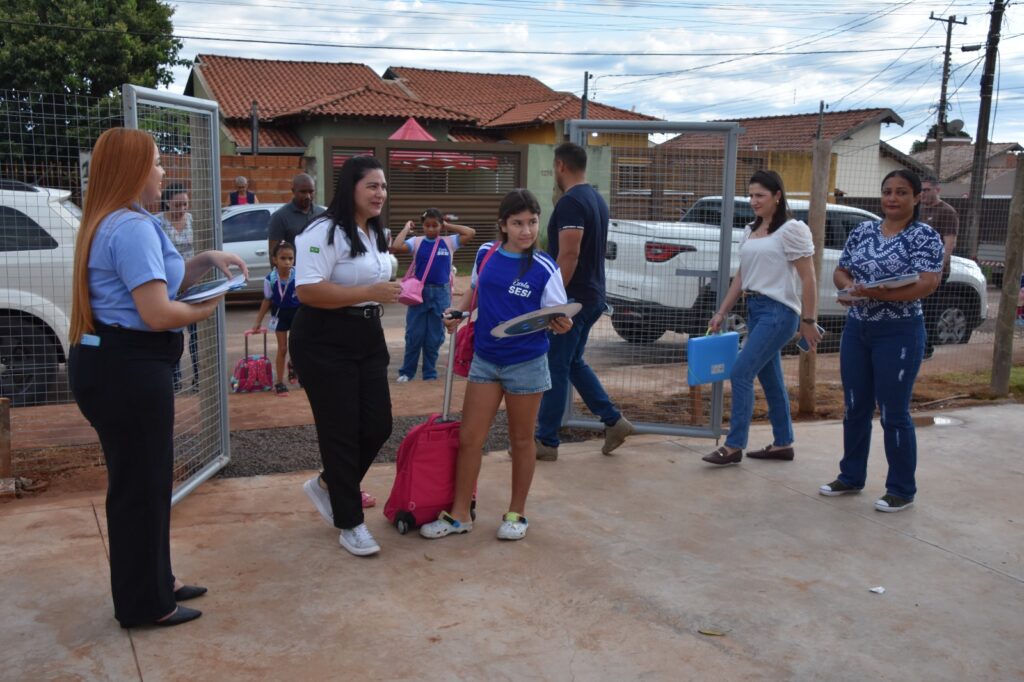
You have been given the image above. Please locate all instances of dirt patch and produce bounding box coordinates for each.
[8,371,1019,501]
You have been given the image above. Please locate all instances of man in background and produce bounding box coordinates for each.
[267,173,324,265]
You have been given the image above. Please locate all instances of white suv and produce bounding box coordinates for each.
[605,196,989,348]
[0,181,79,405]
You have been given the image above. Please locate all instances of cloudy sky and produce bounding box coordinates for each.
[166,0,1023,153]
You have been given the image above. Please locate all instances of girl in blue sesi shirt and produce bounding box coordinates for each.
[820,169,943,512]
[421,189,572,542]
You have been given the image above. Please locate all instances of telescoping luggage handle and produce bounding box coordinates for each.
[439,311,469,423]
[244,327,269,358]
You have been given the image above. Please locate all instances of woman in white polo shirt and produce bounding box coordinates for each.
[702,170,821,466]
[290,156,401,557]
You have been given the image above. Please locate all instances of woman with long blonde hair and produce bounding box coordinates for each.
[68,127,246,628]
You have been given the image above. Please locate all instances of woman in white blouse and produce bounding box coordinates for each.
[290,156,401,557]
[702,170,821,466]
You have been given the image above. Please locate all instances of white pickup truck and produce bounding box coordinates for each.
[605,196,989,348]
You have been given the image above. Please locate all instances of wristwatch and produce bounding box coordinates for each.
[801,318,816,324]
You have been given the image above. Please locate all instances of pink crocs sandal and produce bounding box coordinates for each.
[361,490,377,508]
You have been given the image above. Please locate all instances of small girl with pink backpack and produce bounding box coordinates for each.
[390,209,476,382]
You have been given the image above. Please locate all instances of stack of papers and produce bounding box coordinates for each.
[837,273,919,302]
[177,274,247,303]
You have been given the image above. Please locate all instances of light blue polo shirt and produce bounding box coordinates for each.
[88,206,185,331]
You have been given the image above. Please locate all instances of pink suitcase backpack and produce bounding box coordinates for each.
[384,330,475,533]
[230,328,274,393]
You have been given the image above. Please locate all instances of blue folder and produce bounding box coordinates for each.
[687,331,739,386]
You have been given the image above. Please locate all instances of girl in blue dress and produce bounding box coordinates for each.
[253,241,301,395]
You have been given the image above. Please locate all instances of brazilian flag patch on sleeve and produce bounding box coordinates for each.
[309,246,320,253]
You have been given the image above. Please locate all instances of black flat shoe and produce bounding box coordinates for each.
[155,606,202,627]
[701,446,742,466]
[174,585,208,601]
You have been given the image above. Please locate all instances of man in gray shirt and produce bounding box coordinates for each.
[267,173,324,263]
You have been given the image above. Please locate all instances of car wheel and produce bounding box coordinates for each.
[0,317,59,407]
[610,311,666,344]
[935,303,971,345]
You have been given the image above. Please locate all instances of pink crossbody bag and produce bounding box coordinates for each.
[398,236,445,306]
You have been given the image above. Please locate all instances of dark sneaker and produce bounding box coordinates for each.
[275,382,289,396]
[819,479,863,496]
[535,440,558,462]
[746,443,795,461]
[702,446,742,466]
[875,494,914,512]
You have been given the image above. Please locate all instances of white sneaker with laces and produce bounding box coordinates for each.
[303,475,333,526]
[339,523,380,556]
[396,375,411,383]
[496,512,528,541]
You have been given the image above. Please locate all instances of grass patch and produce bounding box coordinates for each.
[933,366,1024,398]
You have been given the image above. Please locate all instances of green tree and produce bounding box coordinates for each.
[910,124,972,154]
[0,0,185,96]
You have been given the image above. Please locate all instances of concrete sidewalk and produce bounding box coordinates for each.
[2,404,1022,680]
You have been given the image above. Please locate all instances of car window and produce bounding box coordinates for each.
[223,210,270,243]
[682,200,721,225]
[0,206,58,251]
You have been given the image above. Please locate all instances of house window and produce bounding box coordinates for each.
[616,163,650,196]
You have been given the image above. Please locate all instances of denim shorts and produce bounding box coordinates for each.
[468,353,551,395]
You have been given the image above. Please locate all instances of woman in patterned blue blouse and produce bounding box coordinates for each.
[819,170,943,512]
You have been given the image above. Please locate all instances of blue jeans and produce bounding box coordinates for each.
[398,284,449,380]
[837,315,925,500]
[536,300,621,447]
[725,296,799,450]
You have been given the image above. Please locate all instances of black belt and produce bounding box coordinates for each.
[337,305,384,319]
[743,290,765,297]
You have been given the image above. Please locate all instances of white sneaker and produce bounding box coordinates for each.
[396,375,411,383]
[496,512,528,541]
[339,523,380,556]
[420,511,472,539]
[303,475,333,526]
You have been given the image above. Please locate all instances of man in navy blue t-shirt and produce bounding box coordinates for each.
[535,143,633,461]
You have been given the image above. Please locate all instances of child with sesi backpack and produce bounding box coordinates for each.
[390,209,476,382]
[253,241,300,395]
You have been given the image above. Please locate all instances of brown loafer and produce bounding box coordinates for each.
[746,444,795,461]
[701,446,742,466]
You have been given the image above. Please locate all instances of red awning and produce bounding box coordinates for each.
[388,117,436,141]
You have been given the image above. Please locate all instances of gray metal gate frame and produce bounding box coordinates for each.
[564,119,743,439]
[123,84,231,505]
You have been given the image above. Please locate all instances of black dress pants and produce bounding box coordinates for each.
[289,306,393,529]
[68,325,183,627]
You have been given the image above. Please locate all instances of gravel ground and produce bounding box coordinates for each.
[219,411,597,479]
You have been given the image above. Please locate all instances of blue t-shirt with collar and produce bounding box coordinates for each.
[471,242,567,366]
[405,235,460,285]
[88,206,185,331]
[546,183,608,304]
[838,219,943,321]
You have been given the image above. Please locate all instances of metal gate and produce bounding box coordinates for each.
[123,85,230,504]
[563,119,742,439]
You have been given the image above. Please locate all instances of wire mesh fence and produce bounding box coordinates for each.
[1,87,230,501]
[567,119,1022,437]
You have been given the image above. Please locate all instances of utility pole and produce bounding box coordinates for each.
[930,12,967,179]
[581,71,591,119]
[964,0,1006,260]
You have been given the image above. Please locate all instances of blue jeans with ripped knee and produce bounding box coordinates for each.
[837,315,925,500]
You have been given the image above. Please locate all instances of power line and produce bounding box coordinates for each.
[0,18,947,58]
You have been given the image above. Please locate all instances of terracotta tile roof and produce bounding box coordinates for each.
[223,122,306,149]
[273,85,473,123]
[383,66,560,122]
[663,108,902,151]
[909,141,1022,181]
[446,127,507,143]
[482,94,656,128]
[192,54,381,119]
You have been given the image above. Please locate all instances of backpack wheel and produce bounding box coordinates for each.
[395,511,416,535]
